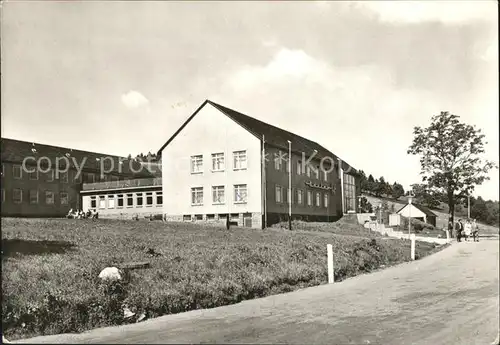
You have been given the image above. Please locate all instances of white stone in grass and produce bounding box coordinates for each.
[98,267,122,281]
[123,306,135,319]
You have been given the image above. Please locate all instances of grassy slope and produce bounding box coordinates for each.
[2,217,441,340]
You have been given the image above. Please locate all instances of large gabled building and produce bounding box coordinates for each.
[1,138,155,217]
[157,100,360,229]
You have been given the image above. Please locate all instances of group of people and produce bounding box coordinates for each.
[66,208,99,220]
[452,218,479,242]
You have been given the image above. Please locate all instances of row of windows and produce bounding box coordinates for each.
[1,164,120,184]
[275,185,329,208]
[191,151,247,174]
[191,184,247,206]
[90,192,162,209]
[273,150,330,182]
[1,188,68,205]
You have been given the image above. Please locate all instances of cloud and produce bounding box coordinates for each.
[360,1,497,24]
[121,90,149,109]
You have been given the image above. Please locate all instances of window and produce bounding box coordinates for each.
[297,189,303,205]
[117,194,124,208]
[13,165,22,179]
[59,171,68,183]
[211,153,225,171]
[13,189,22,203]
[183,215,192,221]
[29,169,38,180]
[127,193,134,207]
[314,166,319,179]
[207,214,215,220]
[29,190,38,204]
[97,195,105,209]
[195,214,203,220]
[234,184,247,203]
[108,195,115,208]
[307,190,312,206]
[212,186,225,204]
[297,160,302,175]
[136,193,143,207]
[324,193,329,208]
[343,173,356,212]
[90,196,97,209]
[323,170,328,182]
[146,192,153,206]
[306,165,311,177]
[275,185,283,203]
[191,187,203,205]
[316,192,321,207]
[45,191,54,204]
[47,170,54,182]
[191,155,203,174]
[274,150,283,170]
[233,151,247,170]
[156,192,162,206]
[60,192,69,205]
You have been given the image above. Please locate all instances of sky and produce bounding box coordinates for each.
[1,1,498,201]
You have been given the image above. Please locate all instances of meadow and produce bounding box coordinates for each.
[2,217,443,340]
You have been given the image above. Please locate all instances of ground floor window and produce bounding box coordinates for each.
[99,196,106,209]
[297,189,303,205]
[90,196,97,208]
[60,192,68,205]
[156,192,162,206]
[146,192,153,206]
[117,194,124,207]
[45,191,54,204]
[183,215,191,221]
[13,189,23,203]
[29,190,38,204]
[324,193,329,208]
[207,214,215,220]
[307,190,312,206]
[127,193,133,207]
[136,193,143,207]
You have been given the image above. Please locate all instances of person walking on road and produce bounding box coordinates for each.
[456,219,464,242]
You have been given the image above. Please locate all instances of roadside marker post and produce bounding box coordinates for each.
[327,244,334,284]
[410,234,416,261]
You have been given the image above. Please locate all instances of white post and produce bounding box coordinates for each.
[446,229,450,241]
[327,244,334,284]
[410,234,416,260]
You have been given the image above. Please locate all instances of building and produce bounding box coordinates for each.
[158,100,360,229]
[1,138,155,217]
[396,203,438,227]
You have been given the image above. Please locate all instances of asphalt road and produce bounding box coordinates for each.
[15,238,499,345]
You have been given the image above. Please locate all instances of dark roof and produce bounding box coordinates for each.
[157,100,358,174]
[396,203,438,217]
[1,138,154,178]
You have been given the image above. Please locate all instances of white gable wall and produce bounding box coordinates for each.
[397,204,427,222]
[160,103,262,219]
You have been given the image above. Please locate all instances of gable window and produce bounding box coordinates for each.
[117,194,124,208]
[146,192,153,206]
[98,195,106,209]
[234,184,247,203]
[307,190,312,206]
[90,196,97,209]
[45,191,54,204]
[156,192,163,206]
[324,193,329,208]
[297,189,303,205]
[315,192,321,207]
[126,193,134,207]
[191,187,203,205]
[13,165,22,179]
[275,185,283,203]
[191,155,203,174]
[60,192,68,205]
[13,189,23,203]
[297,160,302,175]
[233,151,247,170]
[29,169,38,180]
[29,190,38,204]
[211,153,225,172]
[212,185,225,204]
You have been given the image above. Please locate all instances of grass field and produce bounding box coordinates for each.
[2,217,445,340]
